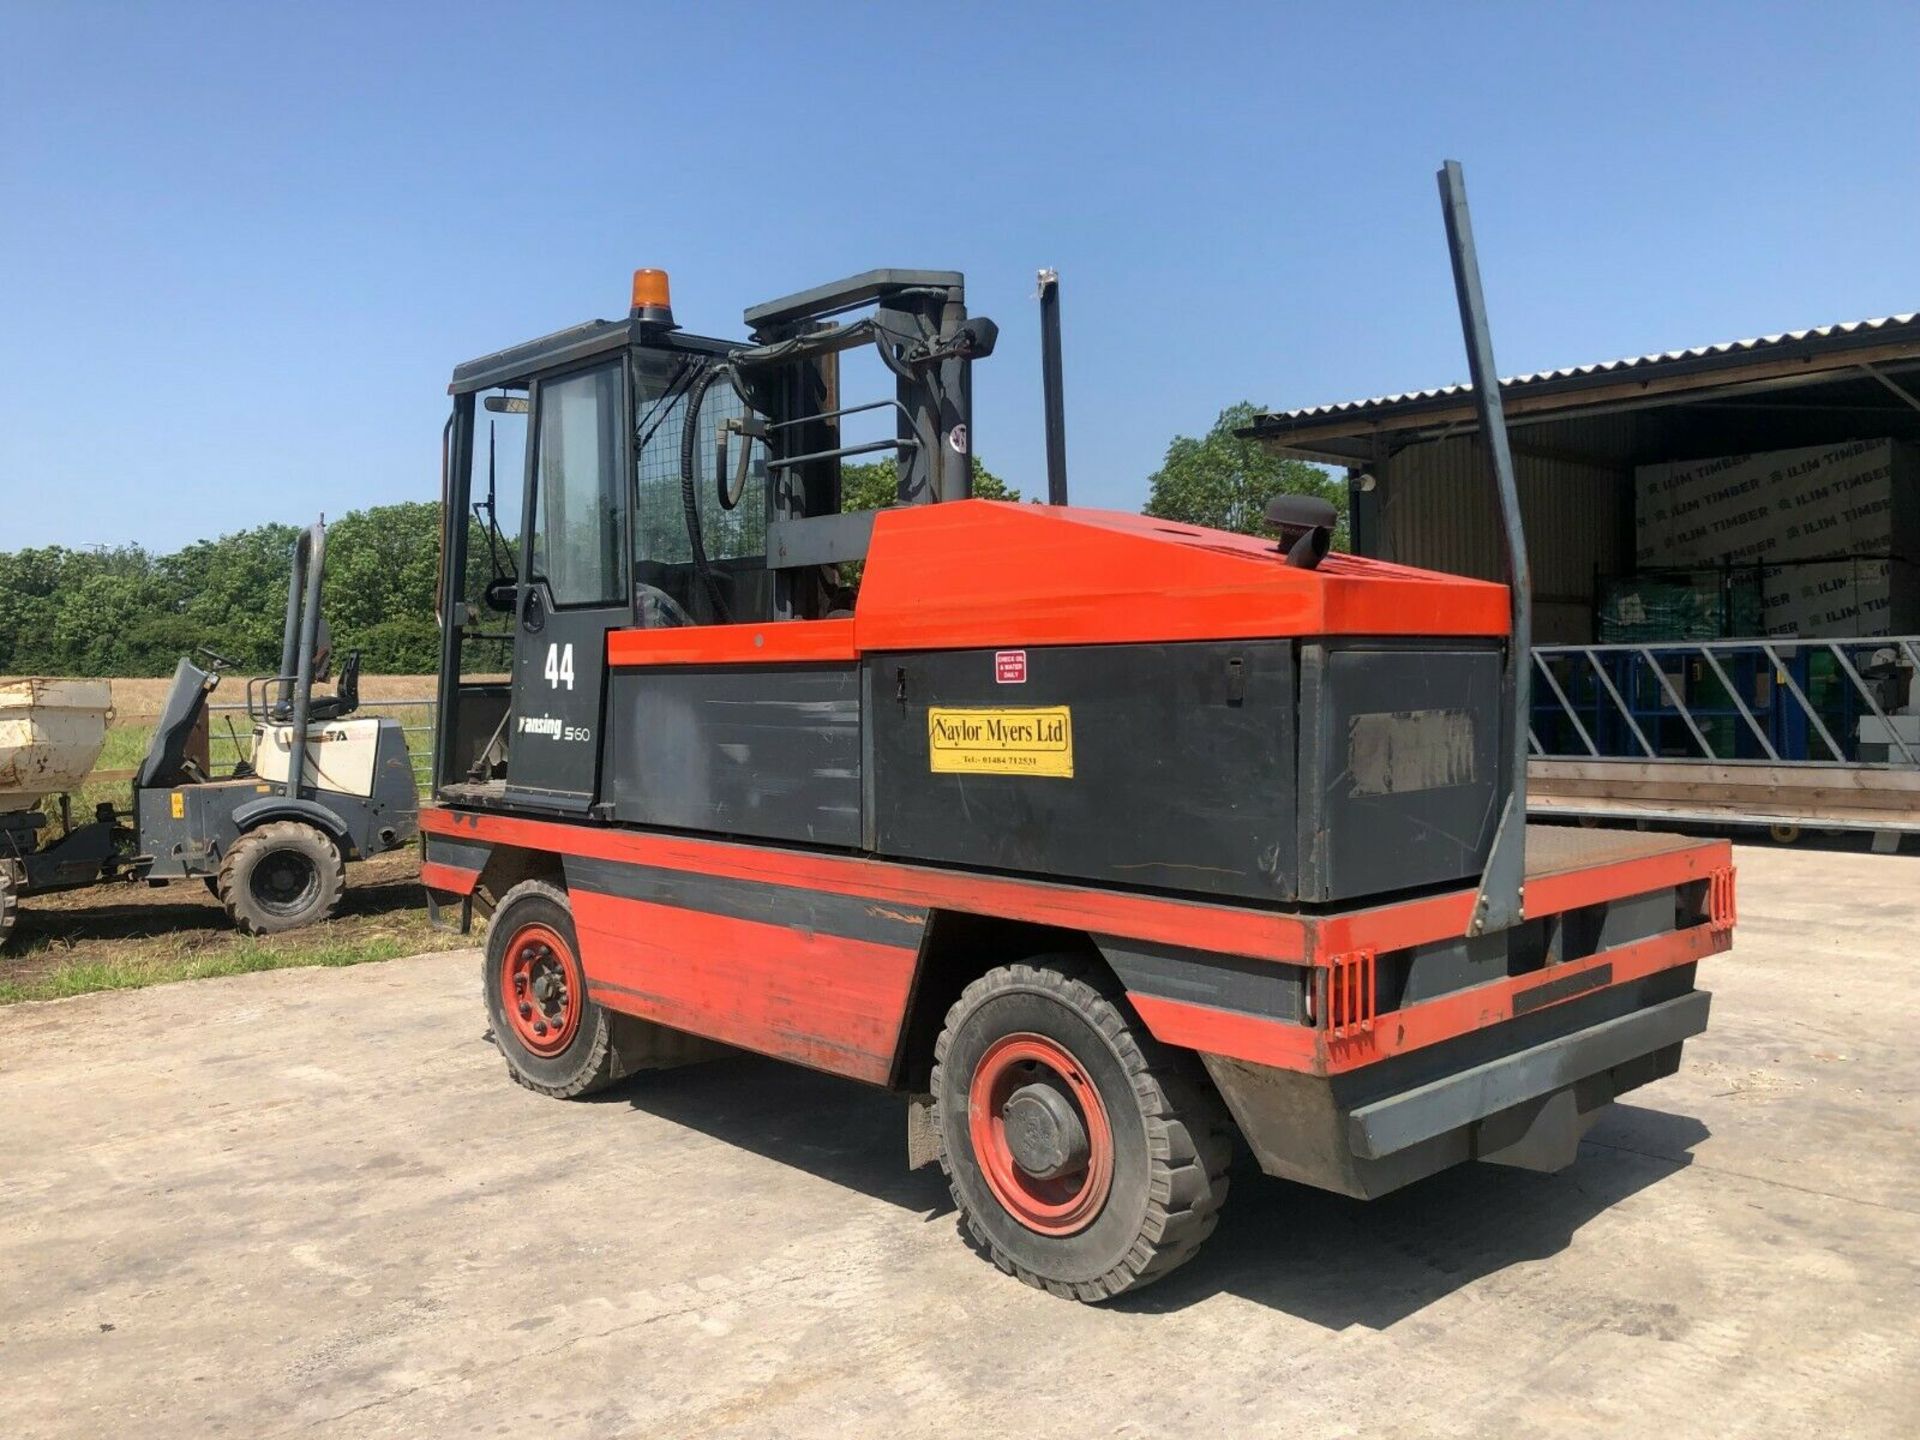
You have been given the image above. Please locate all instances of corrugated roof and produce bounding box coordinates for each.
[1252,312,1920,429]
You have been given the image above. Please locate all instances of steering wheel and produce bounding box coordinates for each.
[635,583,694,628]
[196,645,238,671]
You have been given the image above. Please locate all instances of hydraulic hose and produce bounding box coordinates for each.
[679,363,732,623]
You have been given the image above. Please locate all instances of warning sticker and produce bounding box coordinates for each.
[928,706,1073,777]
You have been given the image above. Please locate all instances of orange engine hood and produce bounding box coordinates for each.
[853,500,1509,652]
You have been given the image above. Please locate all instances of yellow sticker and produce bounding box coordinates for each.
[169,791,185,819]
[928,706,1073,778]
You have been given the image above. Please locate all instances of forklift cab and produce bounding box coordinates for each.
[433,268,992,815]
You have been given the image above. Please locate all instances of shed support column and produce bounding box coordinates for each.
[1347,442,1389,558]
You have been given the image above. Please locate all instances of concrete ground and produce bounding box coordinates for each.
[1,843,1915,1439]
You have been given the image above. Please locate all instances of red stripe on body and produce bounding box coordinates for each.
[1131,921,1726,1075]
[608,617,856,667]
[1315,840,1734,957]
[420,806,1309,962]
[570,889,919,1085]
[1127,994,1323,1071]
[419,860,480,895]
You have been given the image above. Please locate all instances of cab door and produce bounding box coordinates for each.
[504,359,629,813]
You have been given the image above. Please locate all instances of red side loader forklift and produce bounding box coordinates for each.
[420,164,1734,1301]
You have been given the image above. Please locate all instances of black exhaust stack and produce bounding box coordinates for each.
[1438,160,1531,937]
[1038,268,1069,505]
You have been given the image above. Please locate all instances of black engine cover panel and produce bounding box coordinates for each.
[867,641,1299,900]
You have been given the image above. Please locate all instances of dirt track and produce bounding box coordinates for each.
[1,849,449,994]
[1,842,1916,1438]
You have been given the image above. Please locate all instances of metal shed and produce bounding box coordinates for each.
[1244,313,1920,643]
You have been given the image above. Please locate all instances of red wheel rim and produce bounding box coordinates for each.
[967,1032,1114,1236]
[499,922,582,1058]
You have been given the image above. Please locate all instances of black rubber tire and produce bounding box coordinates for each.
[930,956,1234,1303]
[217,821,345,935]
[0,870,17,950]
[483,879,639,1099]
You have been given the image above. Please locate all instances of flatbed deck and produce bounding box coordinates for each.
[1517,822,1707,876]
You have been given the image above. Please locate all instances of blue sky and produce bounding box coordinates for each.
[4,2,1917,552]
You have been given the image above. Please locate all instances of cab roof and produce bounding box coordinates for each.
[448,318,735,396]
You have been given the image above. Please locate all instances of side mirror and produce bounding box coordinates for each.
[484,576,520,613]
[910,316,1000,366]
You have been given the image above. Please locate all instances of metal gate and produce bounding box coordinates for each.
[1526,637,1920,833]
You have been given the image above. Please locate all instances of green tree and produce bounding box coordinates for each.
[1143,402,1347,546]
[322,503,443,674]
[839,455,1021,511]
[0,547,76,673]
[162,523,302,669]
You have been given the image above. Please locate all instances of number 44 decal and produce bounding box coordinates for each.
[542,642,575,690]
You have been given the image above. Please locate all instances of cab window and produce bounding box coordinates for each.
[529,363,625,607]
[632,352,770,623]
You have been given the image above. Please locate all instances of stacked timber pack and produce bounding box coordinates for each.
[1633,439,1919,638]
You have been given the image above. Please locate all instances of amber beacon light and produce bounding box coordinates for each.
[630,268,674,327]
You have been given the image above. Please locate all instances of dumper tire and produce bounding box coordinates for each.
[0,869,17,949]
[484,879,644,1099]
[931,956,1234,1303]
[217,821,345,935]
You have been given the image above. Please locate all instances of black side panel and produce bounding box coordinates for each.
[423,831,492,873]
[607,664,861,847]
[1098,937,1308,1021]
[869,641,1298,900]
[1297,643,1502,903]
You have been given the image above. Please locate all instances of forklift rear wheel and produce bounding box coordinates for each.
[217,822,345,935]
[931,957,1233,1303]
[484,880,629,1099]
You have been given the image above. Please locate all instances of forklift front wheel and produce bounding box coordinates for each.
[483,880,628,1099]
[931,958,1234,1303]
[217,822,345,935]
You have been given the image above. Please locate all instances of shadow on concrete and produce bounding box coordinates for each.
[1119,1103,1709,1326]
[606,1053,1710,1326]
[605,1053,952,1216]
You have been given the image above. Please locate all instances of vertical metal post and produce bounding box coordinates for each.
[938,288,973,502]
[1038,268,1069,505]
[434,400,472,793]
[1438,159,1531,936]
[275,536,306,717]
[285,521,326,800]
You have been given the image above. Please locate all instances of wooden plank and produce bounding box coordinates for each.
[1529,757,1920,831]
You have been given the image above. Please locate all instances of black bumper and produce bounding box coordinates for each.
[1202,975,1710,1199]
